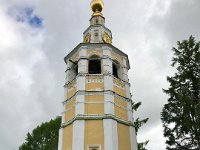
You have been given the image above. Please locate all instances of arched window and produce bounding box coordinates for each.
[89,55,101,74]
[113,60,119,78]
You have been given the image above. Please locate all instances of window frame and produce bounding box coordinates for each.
[88,55,102,74]
[87,144,101,150]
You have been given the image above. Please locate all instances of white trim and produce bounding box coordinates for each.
[58,128,63,150]
[103,119,118,150]
[104,75,113,91]
[78,59,88,74]
[103,47,112,74]
[79,46,87,57]
[62,103,66,124]
[130,126,138,150]
[125,83,131,99]
[104,93,114,115]
[72,120,85,150]
[122,57,127,66]
[127,101,133,122]
[75,95,85,115]
[122,67,129,82]
[77,76,86,91]
[63,101,132,114]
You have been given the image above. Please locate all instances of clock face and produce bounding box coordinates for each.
[102,32,112,44]
[84,33,91,43]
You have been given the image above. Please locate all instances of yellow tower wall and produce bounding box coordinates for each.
[63,124,73,150]
[85,95,104,115]
[65,99,75,122]
[67,88,76,99]
[117,123,131,150]
[113,85,126,97]
[84,120,104,150]
[114,98,128,120]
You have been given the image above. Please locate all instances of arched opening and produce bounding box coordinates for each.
[113,60,119,78]
[89,55,101,74]
[74,62,78,76]
[67,60,78,82]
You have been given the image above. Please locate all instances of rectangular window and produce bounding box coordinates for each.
[88,145,101,150]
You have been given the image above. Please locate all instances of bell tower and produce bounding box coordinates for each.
[58,0,138,150]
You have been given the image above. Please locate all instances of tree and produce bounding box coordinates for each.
[19,116,61,150]
[161,36,200,150]
[132,101,149,150]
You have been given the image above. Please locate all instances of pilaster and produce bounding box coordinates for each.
[122,57,129,82]
[58,128,63,150]
[103,119,118,150]
[72,120,85,150]
[103,46,114,115]
[79,46,88,74]
[130,126,138,150]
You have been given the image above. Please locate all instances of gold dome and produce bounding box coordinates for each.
[90,0,104,13]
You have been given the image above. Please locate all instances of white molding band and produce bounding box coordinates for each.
[63,90,132,104]
[104,119,118,150]
[63,101,132,116]
[58,128,63,150]
[72,120,85,150]
[62,114,134,128]
[130,126,138,150]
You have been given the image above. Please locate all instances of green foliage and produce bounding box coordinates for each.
[161,36,200,150]
[138,140,149,150]
[19,117,61,150]
[132,102,149,150]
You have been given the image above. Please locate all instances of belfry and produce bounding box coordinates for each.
[58,0,138,150]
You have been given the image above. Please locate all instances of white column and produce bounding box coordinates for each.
[58,128,63,150]
[104,93,114,115]
[127,101,133,122]
[79,46,88,74]
[63,83,68,124]
[122,57,129,82]
[76,47,86,115]
[104,119,118,150]
[72,120,85,150]
[65,62,70,83]
[76,70,85,116]
[102,46,112,74]
[75,95,85,115]
[103,46,114,115]
[62,103,66,124]
[130,126,138,150]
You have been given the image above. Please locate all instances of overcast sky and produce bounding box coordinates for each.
[0,0,200,149]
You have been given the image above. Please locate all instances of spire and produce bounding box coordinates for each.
[90,0,104,17]
[83,0,112,44]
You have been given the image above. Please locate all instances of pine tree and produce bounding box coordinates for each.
[161,36,200,150]
[132,101,149,150]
